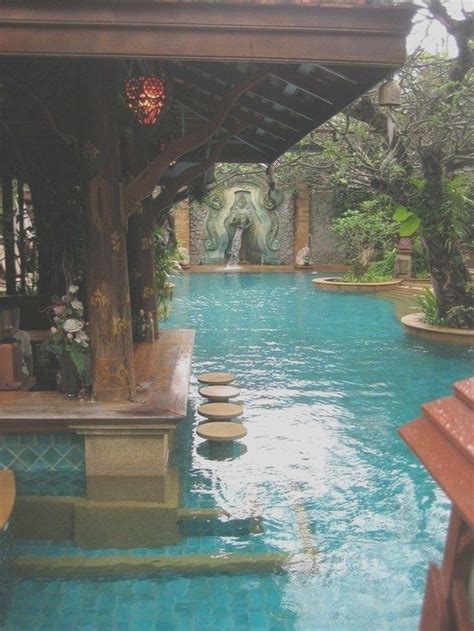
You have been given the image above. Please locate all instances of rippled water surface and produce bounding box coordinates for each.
[164,272,473,630]
[5,273,473,631]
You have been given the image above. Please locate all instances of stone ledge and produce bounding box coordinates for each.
[401,313,474,344]
[313,277,402,292]
[15,552,289,579]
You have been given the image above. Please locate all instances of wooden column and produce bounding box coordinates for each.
[1,177,16,295]
[81,61,135,402]
[127,200,158,327]
[294,187,311,266]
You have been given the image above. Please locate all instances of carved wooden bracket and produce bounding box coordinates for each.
[150,121,248,221]
[125,71,267,216]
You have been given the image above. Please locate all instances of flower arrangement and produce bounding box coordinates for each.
[44,285,90,382]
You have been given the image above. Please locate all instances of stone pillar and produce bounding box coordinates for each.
[294,188,312,267]
[74,424,174,502]
[81,61,135,402]
[394,237,412,278]
[127,200,158,328]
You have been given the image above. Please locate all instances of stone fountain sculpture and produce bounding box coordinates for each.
[203,176,283,265]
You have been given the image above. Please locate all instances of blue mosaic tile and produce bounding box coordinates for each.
[0,434,85,472]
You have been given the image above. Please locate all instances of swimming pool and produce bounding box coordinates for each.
[5,273,473,630]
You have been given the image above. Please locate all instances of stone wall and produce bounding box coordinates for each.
[309,189,344,264]
[177,182,345,266]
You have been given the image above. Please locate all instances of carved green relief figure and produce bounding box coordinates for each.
[204,193,228,261]
[202,177,282,264]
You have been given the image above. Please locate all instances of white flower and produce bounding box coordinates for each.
[63,318,84,333]
[67,333,74,339]
[50,326,57,334]
[69,285,79,294]
[71,300,83,312]
[77,331,89,342]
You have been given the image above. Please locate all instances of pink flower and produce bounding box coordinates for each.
[53,305,65,315]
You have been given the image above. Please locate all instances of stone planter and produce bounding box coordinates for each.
[401,313,474,344]
[313,277,402,292]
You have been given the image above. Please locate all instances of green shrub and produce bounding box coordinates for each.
[411,238,430,278]
[365,250,396,277]
[341,270,393,283]
[416,288,446,326]
[445,305,474,329]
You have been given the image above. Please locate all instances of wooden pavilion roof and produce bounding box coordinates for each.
[0,1,415,170]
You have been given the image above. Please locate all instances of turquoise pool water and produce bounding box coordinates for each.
[5,273,473,630]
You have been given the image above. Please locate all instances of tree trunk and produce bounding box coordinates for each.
[421,232,472,316]
[420,146,472,319]
[80,61,135,402]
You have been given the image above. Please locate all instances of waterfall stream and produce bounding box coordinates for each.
[226,225,244,268]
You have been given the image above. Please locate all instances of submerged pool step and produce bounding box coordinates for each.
[178,515,263,538]
[15,552,288,579]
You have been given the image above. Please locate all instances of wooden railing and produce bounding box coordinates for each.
[400,377,474,630]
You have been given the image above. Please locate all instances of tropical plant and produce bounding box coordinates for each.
[332,198,397,278]
[416,288,446,326]
[154,228,182,320]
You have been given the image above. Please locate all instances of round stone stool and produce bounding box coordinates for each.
[197,372,235,385]
[198,402,243,421]
[198,385,241,402]
[197,422,247,442]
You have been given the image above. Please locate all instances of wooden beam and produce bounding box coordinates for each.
[171,76,291,143]
[0,4,415,66]
[151,122,248,220]
[125,70,268,214]
[198,64,317,121]
[170,92,272,159]
[268,69,334,105]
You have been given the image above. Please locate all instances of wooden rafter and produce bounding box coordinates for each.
[171,83,289,145]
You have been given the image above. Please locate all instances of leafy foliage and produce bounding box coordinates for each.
[154,228,182,321]
[416,288,446,326]
[332,196,397,277]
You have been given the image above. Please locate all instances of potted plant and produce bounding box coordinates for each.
[43,285,90,397]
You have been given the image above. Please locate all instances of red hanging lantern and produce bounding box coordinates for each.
[125,74,166,126]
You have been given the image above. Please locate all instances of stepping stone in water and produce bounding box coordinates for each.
[197,421,247,442]
[198,385,241,402]
[198,402,243,421]
[197,372,235,385]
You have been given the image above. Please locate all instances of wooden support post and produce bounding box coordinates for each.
[1,177,16,295]
[81,61,135,402]
[294,187,311,267]
[127,200,158,330]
